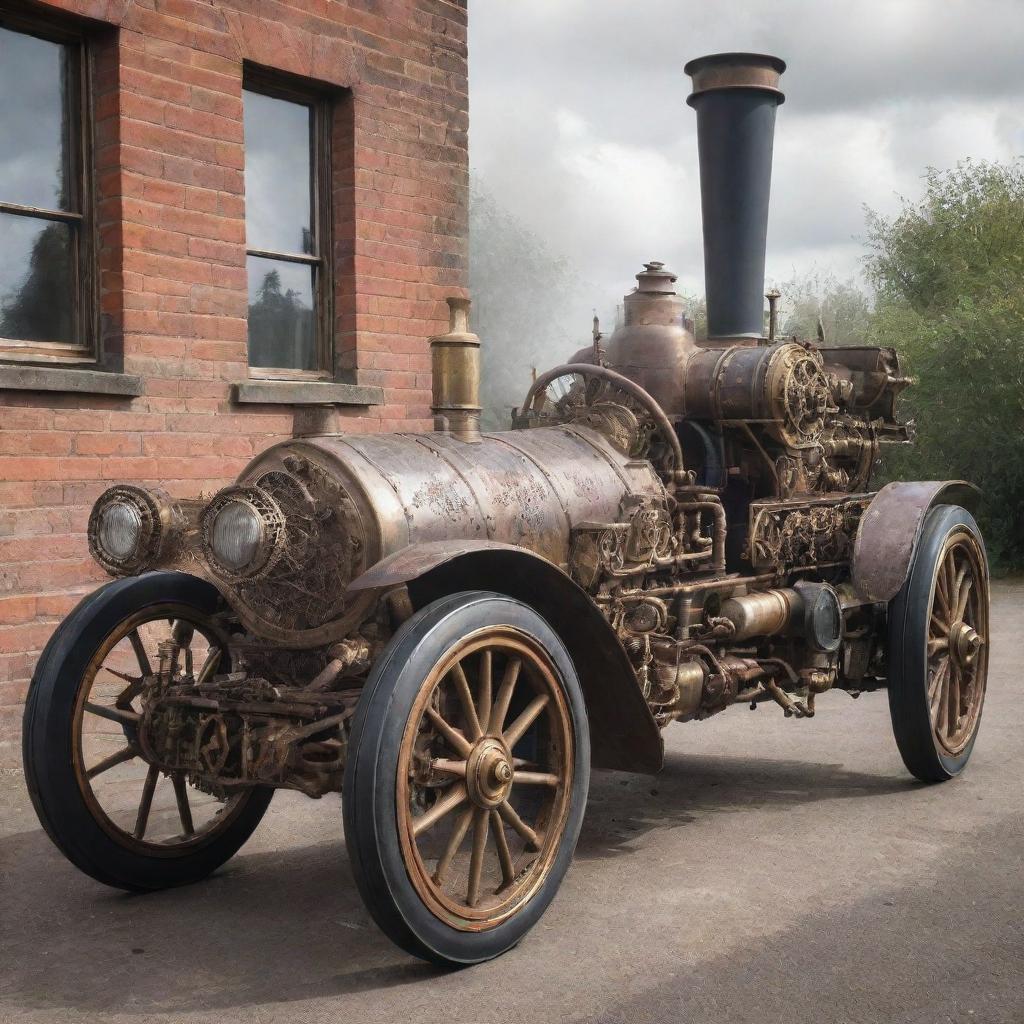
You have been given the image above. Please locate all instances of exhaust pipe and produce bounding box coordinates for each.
[430,297,482,443]
[685,53,786,342]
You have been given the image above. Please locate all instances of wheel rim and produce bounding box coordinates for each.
[396,627,574,931]
[71,603,253,856]
[925,529,989,756]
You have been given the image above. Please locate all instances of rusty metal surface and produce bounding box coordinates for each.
[600,262,697,416]
[852,481,982,603]
[300,424,664,566]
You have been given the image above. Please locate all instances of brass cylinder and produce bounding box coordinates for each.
[655,658,706,721]
[720,588,803,640]
[430,296,482,443]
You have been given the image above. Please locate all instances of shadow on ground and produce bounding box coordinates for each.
[0,752,911,1015]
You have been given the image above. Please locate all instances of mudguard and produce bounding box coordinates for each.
[347,540,664,775]
[852,481,981,604]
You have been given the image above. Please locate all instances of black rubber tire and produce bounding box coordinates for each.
[22,571,273,891]
[343,591,590,966]
[887,505,989,783]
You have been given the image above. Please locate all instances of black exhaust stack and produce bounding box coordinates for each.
[685,53,786,342]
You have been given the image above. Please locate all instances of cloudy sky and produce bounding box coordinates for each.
[468,0,1024,310]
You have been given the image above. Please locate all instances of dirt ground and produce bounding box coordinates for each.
[2,581,1022,1024]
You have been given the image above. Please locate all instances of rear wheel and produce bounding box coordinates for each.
[887,505,990,782]
[23,572,273,891]
[343,591,590,965]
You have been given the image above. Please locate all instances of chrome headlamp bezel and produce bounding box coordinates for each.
[87,485,164,576]
[200,485,286,583]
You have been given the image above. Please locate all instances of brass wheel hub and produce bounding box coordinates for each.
[950,620,982,669]
[397,628,573,929]
[466,738,514,809]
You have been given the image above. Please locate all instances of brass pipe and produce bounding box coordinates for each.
[431,296,482,443]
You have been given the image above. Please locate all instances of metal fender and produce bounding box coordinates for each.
[852,481,981,603]
[347,540,664,775]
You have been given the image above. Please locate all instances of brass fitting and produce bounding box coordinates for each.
[719,588,803,640]
[430,296,482,443]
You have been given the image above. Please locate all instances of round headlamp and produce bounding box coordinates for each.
[88,486,163,576]
[201,486,285,582]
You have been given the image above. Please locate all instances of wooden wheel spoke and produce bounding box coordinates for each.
[946,662,961,734]
[955,572,973,622]
[503,693,550,750]
[928,657,948,707]
[85,744,138,780]
[104,665,139,685]
[930,611,950,636]
[467,806,490,906]
[497,799,539,851]
[513,770,560,787]
[424,706,472,758]
[433,806,473,886]
[449,661,483,741]
[106,667,145,710]
[133,764,159,840]
[432,758,468,778]
[934,574,952,621]
[927,636,948,658]
[477,650,492,730]
[490,809,516,888]
[172,774,195,837]
[489,657,521,736]
[84,701,140,727]
[128,629,152,678]
[929,655,950,720]
[941,555,957,607]
[413,782,468,837]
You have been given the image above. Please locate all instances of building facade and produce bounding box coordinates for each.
[0,0,469,765]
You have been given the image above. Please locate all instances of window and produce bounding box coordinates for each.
[243,76,332,376]
[0,17,93,362]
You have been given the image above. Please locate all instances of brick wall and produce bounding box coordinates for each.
[0,0,469,765]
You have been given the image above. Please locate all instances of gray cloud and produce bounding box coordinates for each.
[468,0,1024,311]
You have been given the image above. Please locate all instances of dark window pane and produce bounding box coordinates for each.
[247,256,315,370]
[0,213,74,345]
[243,90,313,255]
[0,27,73,212]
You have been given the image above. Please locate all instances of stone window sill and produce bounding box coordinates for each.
[230,379,383,406]
[0,365,143,397]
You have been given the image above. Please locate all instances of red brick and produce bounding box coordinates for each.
[0,595,37,626]
[0,0,468,765]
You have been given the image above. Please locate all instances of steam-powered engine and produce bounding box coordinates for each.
[80,53,927,782]
[29,51,989,968]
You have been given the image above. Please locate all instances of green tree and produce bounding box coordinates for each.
[866,160,1024,571]
[774,270,872,346]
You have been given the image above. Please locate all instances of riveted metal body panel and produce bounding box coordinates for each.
[242,425,666,572]
[852,480,982,603]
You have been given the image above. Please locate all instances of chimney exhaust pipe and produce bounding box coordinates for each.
[685,52,786,342]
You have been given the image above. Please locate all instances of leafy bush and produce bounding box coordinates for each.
[866,160,1024,571]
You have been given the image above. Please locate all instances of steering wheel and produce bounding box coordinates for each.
[516,363,686,479]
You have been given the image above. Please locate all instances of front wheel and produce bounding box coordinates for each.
[887,505,990,782]
[23,571,273,891]
[343,591,590,966]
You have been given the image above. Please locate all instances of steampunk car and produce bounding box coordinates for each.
[23,53,989,966]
